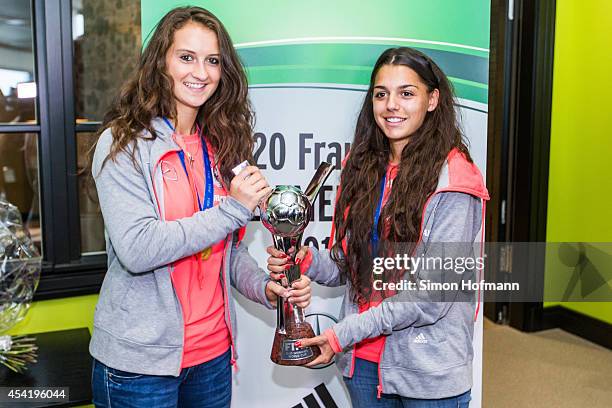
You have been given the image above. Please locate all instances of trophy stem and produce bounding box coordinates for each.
[272,235,301,334]
[270,234,320,365]
[272,235,303,284]
[276,296,286,334]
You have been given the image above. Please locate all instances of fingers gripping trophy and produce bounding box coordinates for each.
[259,163,334,365]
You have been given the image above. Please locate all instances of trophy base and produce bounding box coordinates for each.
[270,323,321,366]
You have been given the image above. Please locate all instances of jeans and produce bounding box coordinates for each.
[343,358,472,408]
[92,349,231,408]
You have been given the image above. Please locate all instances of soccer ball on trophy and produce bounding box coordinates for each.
[260,185,310,238]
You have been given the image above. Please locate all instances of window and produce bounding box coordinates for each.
[0,0,143,299]
[76,132,104,254]
[72,0,141,254]
[0,0,36,125]
[0,0,41,253]
[0,132,40,247]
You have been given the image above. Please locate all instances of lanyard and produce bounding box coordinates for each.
[163,117,214,211]
[371,173,387,256]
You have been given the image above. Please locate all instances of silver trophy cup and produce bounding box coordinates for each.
[260,162,334,365]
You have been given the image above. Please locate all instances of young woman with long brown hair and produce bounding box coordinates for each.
[267,47,489,407]
[89,7,311,407]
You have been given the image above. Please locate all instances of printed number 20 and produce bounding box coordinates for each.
[254,132,286,170]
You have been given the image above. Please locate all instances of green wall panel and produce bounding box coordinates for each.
[545,0,612,324]
[7,295,97,336]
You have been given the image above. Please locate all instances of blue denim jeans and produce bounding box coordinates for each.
[343,358,472,408]
[92,349,231,408]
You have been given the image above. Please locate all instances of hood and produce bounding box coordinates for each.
[435,148,490,200]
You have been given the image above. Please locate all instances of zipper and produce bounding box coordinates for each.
[348,344,357,377]
[474,200,487,321]
[348,300,358,378]
[220,236,238,372]
[170,264,186,373]
[376,337,387,399]
[151,148,184,375]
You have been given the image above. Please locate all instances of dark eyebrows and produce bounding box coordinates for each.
[175,48,220,57]
[373,84,418,91]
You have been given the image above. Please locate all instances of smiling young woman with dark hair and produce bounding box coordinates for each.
[89,6,312,408]
[267,47,489,407]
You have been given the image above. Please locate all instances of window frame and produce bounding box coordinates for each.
[0,0,107,300]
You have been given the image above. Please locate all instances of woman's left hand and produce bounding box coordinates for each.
[265,274,312,308]
[296,335,335,367]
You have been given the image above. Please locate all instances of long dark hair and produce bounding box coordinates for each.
[331,47,471,303]
[99,6,253,183]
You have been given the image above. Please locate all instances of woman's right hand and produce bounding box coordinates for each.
[266,245,309,281]
[229,165,272,212]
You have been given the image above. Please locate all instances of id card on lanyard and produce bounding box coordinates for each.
[163,117,214,260]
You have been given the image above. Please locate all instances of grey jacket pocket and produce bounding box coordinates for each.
[95,268,183,347]
[119,280,136,312]
[383,325,465,373]
[99,270,132,309]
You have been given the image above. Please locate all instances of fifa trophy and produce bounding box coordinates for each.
[260,162,334,365]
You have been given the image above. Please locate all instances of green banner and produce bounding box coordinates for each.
[141,0,490,103]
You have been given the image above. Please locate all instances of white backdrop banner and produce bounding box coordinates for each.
[141,2,492,407]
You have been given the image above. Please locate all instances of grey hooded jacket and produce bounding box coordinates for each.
[305,151,488,399]
[89,118,273,376]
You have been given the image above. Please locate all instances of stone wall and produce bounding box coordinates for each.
[74,0,141,121]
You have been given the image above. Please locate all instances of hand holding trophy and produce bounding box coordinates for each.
[259,163,334,365]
